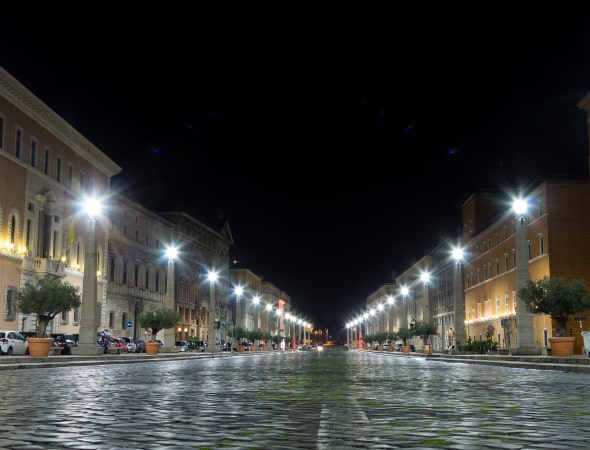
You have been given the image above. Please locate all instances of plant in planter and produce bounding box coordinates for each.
[396,326,414,352]
[518,276,590,337]
[518,276,590,356]
[415,320,438,354]
[137,305,180,353]
[17,276,81,356]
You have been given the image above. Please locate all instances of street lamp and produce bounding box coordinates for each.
[266,303,272,335]
[162,245,178,352]
[233,285,244,330]
[73,196,104,355]
[451,246,466,348]
[251,295,260,331]
[513,197,539,354]
[207,270,219,355]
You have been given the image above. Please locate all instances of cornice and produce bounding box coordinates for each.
[0,65,121,177]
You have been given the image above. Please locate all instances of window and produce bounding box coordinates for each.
[73,307,80,325]
[539,234,544,255]
[495,258,499,276]
[79,171,85,193]
[0,115,4,149]
[505,294,510,313]
[122,313,128,329]
[67,163,73,190]
[496,296,500,315]
[109,311,115,329]
[512,249,516,268]
[527,241,531,259]
[30,138,37,167]
[14,128,22,159]
[5,286,16,320]
[56,156,62,182]
[504,253,508,272]
[44,147,50,175]
[61,311,69,324]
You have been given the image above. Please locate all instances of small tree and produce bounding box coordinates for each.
[233,326,248,344]
[17,276,82,338]
[137,305,180,342]
[396,326,414,346]
[518,276,590,337]
[415,320,438,346]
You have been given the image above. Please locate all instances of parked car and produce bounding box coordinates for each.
[155,339,164,348]
[110,337,128,352]
[134,338,146,353]
[395,343,416,352]
[53,334,77,355]
[119,337,136,353]
[175,340,189,352]
[0,331,30,355]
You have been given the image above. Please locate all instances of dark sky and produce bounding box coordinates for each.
[2,5,590,333]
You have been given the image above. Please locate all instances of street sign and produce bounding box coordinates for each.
[126,321,133,328]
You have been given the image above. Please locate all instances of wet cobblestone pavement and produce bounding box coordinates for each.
[2,350,590,449]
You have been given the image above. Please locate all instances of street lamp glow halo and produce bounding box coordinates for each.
[206,270,218,283]
[513,198,528,216]
[165,246,178,261]
[83,196,103,219]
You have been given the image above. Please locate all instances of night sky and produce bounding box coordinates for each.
[2,5,590,335]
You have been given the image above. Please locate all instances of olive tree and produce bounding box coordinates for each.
[17,276,82,338]
[518,276,590,337]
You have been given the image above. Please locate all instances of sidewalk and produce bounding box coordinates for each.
[383,349,590,373]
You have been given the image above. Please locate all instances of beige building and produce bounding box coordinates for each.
[0,65,121,336]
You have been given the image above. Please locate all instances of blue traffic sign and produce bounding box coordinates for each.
[126,321,133,328]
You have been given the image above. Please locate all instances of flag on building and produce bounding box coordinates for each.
[68,220,75,245]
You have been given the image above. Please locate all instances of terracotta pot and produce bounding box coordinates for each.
[27,337,54,357]
[549,337,575,357]
[237,345,244,352]
[422,344,433,355]
[401,345,410,353]
[145,342,160,355]
[387,346,394,352]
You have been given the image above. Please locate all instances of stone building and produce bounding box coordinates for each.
[0,65,121,335]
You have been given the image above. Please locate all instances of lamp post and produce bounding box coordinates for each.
[73,197,104,355]
[161,246,178,352]
[207,270,219,355]
[251,295,260,331]
[452,247,466,348]
[233,285,244,329]
[386,295,395,336]
[513,198,540,355]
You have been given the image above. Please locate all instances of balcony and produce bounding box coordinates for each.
[21,257,66,277]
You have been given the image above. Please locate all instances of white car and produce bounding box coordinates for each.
[0,331,29,355]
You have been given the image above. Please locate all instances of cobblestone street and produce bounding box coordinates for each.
[2,350,589,449]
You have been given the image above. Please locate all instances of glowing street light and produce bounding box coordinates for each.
[512,197,539,354]
[452,246,465,347]
[207,270,219,355]
[161,245,178,351]
[73,196,104,355]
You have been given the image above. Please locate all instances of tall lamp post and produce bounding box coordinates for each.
[73,197,104,355]
[452,247,466,348]
[207,270,219,355]
[161,246,178,352]
[513,198,540,355]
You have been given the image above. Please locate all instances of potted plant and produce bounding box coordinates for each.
[261,331,272,351]
[137,305,180,355]
[396,326,414,354]
[249,329,263,351]
[415,320,438,354]
[16,276,82,357]
[233,326,247,352]
[518,276,590,356]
